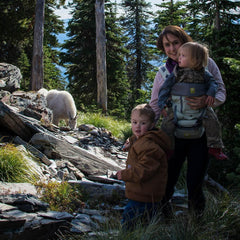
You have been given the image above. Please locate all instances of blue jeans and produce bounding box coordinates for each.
[121,199,161,230]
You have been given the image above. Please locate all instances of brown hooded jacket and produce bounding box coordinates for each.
[121,129,171,203]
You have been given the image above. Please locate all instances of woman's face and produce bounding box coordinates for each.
[162,33,183,62]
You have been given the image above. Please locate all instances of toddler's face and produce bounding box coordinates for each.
[131,111,154,138]
[178,48,191,68]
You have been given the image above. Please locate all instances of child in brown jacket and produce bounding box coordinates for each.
[117,103,171,230]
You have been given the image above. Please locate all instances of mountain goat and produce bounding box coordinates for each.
[38,89,77,129]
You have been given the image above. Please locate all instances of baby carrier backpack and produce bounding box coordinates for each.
[159,65,207,139]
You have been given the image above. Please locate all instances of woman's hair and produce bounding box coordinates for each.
[179,42,209,70]
[131,104,155,123]
[157,25,193,52]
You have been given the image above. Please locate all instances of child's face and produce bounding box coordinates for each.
[131,111,154,138]
[178,48,191,68]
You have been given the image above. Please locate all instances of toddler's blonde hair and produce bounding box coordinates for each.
[131,104,155,123]
[178,42,209,70]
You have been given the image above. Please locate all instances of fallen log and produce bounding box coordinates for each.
[0,101,33,141]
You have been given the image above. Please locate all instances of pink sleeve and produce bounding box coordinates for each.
[207,58,226,107]
[149,70,165,122]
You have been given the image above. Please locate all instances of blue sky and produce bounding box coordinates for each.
[55,0,162,19]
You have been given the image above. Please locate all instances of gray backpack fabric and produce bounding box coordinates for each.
[159,65,206,139]
[171,84,206,139]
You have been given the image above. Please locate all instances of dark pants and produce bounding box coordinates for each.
[164,133,209,216]
[121,199,161,230]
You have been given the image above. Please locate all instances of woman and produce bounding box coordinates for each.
[149,25,226,217]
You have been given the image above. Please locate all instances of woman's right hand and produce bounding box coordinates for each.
[185,95,207,110]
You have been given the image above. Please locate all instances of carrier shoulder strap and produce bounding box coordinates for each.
[158,64,170,80]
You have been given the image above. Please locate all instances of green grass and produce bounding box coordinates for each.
[0,143,38,183]
[77,112,131,141]
[56,190,240,240]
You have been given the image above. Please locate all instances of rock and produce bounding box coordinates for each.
[70,219,92,233]
[14,136,52,166]
[0,203,18,213]
[0,63,21,92]
[0,68,128,238]
[0,195,69,240]
[69,179,125,200]
[0,182,38,196]
[38,211,74,221]
[0,194,49,213]
[0,101,33,141]
[30,132,122,176]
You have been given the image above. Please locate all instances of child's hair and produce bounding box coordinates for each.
[131,104,155,123]
[178,42,209,70]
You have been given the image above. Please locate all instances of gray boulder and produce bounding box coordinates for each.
[0,63,21,92]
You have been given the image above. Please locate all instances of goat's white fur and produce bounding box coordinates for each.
[38,88,77,129]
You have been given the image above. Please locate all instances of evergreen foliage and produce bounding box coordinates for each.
[0,0,35,65]
[151,0,189,71]
[61,0,129,117]
[120,0,155,113]
[105,1,130,118]
[0,0,66,90]
[60,0,97,107]
[154,0,189,32]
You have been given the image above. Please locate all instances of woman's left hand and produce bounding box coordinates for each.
[185,95,207,109]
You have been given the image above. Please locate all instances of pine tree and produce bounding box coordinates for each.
[61,0,129,117]
[61,0,97,109]
[120,0,154,111]
[43,0,67,89]
[105,1,130,117]
[154,0,189,31]
[0,0,36,65]
[0,0,66,90]
[152,0,189,66]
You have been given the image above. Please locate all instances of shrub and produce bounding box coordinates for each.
[36,181,85,213]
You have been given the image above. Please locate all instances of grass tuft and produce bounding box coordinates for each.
[0,143,37,183]
[77,112,131,140]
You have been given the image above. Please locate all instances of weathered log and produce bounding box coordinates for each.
[13,136,51,166]
[0,101,52,141]
[0,101,33,141]
[69,179,125,200]
[30,133,122,176]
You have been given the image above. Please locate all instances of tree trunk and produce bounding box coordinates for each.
[214,0,220,30]
[95,0,107,113]
[31,0,45,91]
